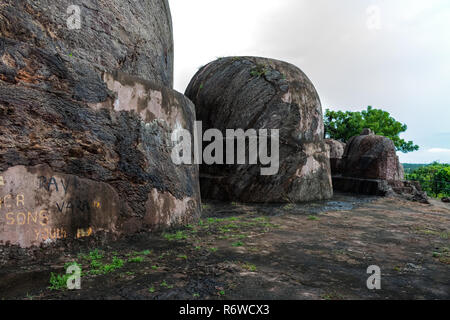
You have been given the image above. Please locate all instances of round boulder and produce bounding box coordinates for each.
[0,0,174,87]
[185,56,333,203]
[341,130,404,181]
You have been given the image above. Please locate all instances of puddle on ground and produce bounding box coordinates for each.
[203,193,378,218]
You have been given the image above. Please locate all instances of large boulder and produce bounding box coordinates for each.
[0,0,173,87]
[0,66,201,248]
[185,56,333,203]
[333,129,427,203]
[341,129,404,181]
[325,139,346,175]
[0,1,200,248]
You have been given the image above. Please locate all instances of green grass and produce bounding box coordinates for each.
[133,250,152,256]
[128,256,144,263]
[49,273,71,291]
[149,287,156,293]
[242,263,257,272]
[90,256,124,275]
[250,64,269,78]
[163,231,189,241]
[160,280,174,289]
[307,215,320,221]
[49,262,81,291]
[232,241,244,247]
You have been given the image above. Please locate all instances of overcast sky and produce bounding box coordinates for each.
[169,0,450,163]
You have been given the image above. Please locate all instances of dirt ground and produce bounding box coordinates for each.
[0,193,449,300]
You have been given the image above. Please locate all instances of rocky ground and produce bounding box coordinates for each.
[0,193,449,300]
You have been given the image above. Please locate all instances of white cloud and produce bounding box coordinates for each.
[170,0,450,164]
[428,148,450,154]
[399,148,450,163]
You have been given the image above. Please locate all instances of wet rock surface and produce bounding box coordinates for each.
[0,0,174,87]
[185,56,332,203]
[1,194,448,300]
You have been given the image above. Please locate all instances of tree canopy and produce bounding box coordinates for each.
[324,106,419,153]
[406,162,450,198]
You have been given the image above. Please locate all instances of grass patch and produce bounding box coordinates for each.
[164,231,189,241]
[160,280,174,289]
[432,247,450,264]
[128,256,144,263]
[250,64,269,78]
[49,273,71,291]
[49,262,81,291]
[90,256,124,275]
[242,263,257,272]
[232,241,244,247]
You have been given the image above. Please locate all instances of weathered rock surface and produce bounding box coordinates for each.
[0,34,200,247]
[325,139,345,175]
[341,129,404,181]
[0,0,174,87]
[185,56,333,203]
[0,165,120,247]
[333,130,428,203]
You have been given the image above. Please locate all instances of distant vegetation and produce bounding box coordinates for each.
[405,162,450,198]
[324,106,419,153]
[403,163,428,174]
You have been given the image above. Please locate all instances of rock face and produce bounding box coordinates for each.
[0,1,201,248]
[185,56,333,203]
[0,0,174,87]
[341,129,404,181]
[332,130,428,203]
[325,139,345,175]
[0,68,201,248]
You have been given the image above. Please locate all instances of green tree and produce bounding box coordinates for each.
[324,106,419,153]
[406,162,450,198]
